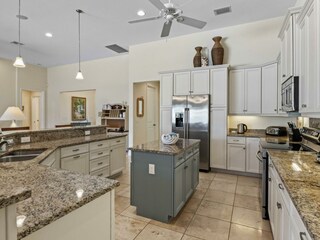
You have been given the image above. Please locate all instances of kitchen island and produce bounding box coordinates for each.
[0,126,126,240]
[129,138,200,223]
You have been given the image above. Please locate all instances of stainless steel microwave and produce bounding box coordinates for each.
[281,76,299,112]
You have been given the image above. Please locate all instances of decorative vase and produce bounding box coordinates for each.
[193,46,202,67]
[211,36,224,65]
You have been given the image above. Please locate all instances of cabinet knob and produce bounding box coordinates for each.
[302,104,307,108]
[274,109,277,112]
[278,183,284,190]
[268,177,271,182]
[276,202,282,209]
[282,74,286,77]
[243,147,246,150]
[300,232,307,240]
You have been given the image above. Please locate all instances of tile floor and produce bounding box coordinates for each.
[113,160,273,240]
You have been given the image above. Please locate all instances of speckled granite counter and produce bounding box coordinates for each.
[128,138,200,155]
[268,150,320,240]
[0,132,125,239]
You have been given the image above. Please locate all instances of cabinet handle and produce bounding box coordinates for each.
[282,74,286,78]
[98,152,103,155]
[276,202,282,209]
[73,155,80,159]
[98,162,103,165]
[300,232,307,240]
[110,150,113,152]
[116,140,121,143]
[243,147,246,150]
[274,109,277,112]
[184,165,188,169]
[269,164,274,168]
[233,140,239,142]
[73,149,80,152]
[268,177,271,182]
[98,144,103,147]
[98,173,103,177]
[302,104,307,108]
[278,183,284,190]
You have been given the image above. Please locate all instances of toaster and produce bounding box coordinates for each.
[265,126,288,136]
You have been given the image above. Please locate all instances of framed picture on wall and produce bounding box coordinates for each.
[71,96,86,121]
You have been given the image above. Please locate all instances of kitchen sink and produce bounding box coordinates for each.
[0,149,47,163]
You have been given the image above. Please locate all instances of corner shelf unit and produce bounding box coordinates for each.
[101,105,129,131]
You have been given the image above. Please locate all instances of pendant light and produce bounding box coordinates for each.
[13,0,26,68]
[75,9,84,80]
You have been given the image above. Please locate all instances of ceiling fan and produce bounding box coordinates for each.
[128,0,207,37]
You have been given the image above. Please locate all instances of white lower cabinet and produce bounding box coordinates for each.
[110,142,126,176]
[227,137,260,173]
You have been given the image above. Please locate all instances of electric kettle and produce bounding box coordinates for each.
[237,123,248,134]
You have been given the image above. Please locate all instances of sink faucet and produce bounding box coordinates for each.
[0,138,9,151]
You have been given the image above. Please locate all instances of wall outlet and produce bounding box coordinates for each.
[85,130,90,136]
[148,164,155,175]
[21,136,31,143]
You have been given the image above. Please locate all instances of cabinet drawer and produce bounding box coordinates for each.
[90,156,110,172]
[61,144,89,158]
[61,153,89,174]
[90,148,110,160]
[185,147,194,159]
[90,140,109,151]
[175,153,185,167]
[228,137,245,144]
[91,166,110,178]
[109,137,125,147]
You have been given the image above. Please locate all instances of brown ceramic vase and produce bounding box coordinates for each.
[193,46,202,67]
[211,36,224,65]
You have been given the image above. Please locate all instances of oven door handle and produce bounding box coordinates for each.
[256,150,263,162]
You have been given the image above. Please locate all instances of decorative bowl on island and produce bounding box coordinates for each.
[161,133,179,145]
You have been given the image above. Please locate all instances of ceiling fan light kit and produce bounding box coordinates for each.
[76,9,84,80]
[13,0,26,68]
[129,0,207,37]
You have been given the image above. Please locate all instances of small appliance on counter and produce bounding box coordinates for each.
[265,126,287,136]
[288,122,302,142]
[237,123,247,134]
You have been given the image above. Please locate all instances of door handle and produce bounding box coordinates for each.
[300,232,307,240]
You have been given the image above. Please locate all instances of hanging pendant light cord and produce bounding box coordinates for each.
[78,10,81,72]
[18,0,21,57]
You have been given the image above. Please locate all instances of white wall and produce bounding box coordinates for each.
[59,90,96,125]
[128,17,285,146]
[47,55,129,128]
[228,116,297,129]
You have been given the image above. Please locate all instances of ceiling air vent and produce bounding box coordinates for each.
[10,41,24,45]
[105,44,128,53]
[214,6,232,16]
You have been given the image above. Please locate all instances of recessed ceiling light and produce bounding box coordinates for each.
[137,10,146,16]
[45,32,53,38]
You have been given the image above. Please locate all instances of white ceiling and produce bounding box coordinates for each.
[0,0,297,67]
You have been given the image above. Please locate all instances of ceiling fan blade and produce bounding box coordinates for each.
[177,16,207,29]
[161,21,172,37]
[149,0,166,11]
[129,16,161,24]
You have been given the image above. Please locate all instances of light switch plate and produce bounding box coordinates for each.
[85,130,90,136]
[21,136,30,143]
[148,164,155,175]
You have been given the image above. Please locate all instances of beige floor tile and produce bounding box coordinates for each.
[234,194,261,211]
[196,200,233,222]
[135,224,183,240]
[229,223,273,240]
[116,183,130,194]
[182,235,204,240]
[214,173,238,184]
[182,198,202,213]
[150,212,194,233]
[209,180,237,193]
[203,189,235,206]
[117,185,131,198]
[121,206,151,223]
[116,173,131,185]
[232,207,271,231]
[115,215,148,240]
[191,188,207,200]
[196,179,212,190]
[186,215,230,240]
[199,172,215,181]
[237,176,261,187]
[236,185,260,198]
[115,196,130,214]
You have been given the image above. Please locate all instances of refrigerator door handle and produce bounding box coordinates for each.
[186,108,190,139]
[184,108,187,139]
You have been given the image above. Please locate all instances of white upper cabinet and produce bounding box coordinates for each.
[174,70,209,96]
[229,68,261,115]
[160,73,173,107]
[262,63,278,115]
[210,68,228,108]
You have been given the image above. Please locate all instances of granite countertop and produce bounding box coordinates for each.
[0,133,126,239]
[129,138,200,155]
[268,150,320,240]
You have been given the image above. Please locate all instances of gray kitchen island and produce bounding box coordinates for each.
[129,138,200,223]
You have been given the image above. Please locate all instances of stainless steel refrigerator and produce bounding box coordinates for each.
[172,95,210,171]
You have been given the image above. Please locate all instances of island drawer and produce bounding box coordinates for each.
[185,147,194,159]
[61,144,89,158]
[90,140,110,151]
[90,148,110,160]
[227,137,245,144]
[90,166,110,178]
[109,137,125,147]
[90,156,110,172]
[193,144,200,154]
[175,153,185,167]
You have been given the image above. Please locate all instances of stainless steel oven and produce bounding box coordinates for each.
[281,76,299,112]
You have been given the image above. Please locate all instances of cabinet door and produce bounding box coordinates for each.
[245,138,260,173]
[192,153,199,189]
[229,70,245,114]
[160,73,173,107]
[285,17,293,78]
[191,70,210,95]
[174,163,185,216]
[185,157,193,200]
[227,144,245,171]
[268,164,274,233]
[61,153,89,174]
[210,108,227,169]
[110,144,126,176]
[160,107,172,135]
[262,63,278,115]
[245,68,261,114]
[174,72,190,95]
[281,35,287,81]
[210,68,228,108]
